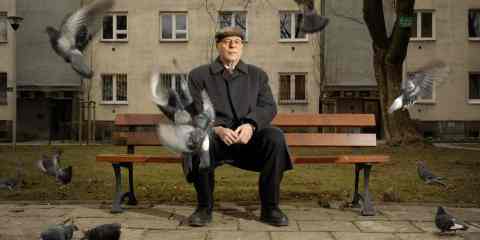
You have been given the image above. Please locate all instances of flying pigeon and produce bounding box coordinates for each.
[388,61,449,114]
[294,0,329,33]
[40,224,78,240]
[45,0,115,78]
[150,67,215,179]
[435,206,469,233]
[416,161,446,187]
[37,150,73,184]
[81,223,121,240]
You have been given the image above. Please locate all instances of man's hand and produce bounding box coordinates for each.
[234,124,254,144]
[213,126,239,146]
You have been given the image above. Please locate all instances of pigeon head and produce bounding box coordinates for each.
[437,206,446,215]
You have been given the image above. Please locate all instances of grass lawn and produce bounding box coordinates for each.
[0,144,479,206]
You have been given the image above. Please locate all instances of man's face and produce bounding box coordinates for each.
[216,36,243,63]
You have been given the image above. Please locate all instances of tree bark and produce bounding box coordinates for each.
[364,0,421,145]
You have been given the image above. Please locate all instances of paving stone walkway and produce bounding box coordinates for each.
[0,203,479,240]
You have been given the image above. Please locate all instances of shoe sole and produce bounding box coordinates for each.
[260,217,289,227]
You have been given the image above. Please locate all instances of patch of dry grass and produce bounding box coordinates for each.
[0,144,479,206]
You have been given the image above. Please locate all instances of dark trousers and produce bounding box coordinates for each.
[192,126,293,210]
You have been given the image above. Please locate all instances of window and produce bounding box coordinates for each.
[101,73,127,104]
[159,73,187,92]
[0,72,6,105]
[279,73,307,103]
[218,11,247,40]
[279,11,306,41]
[410,10,435,40]
[469,73,480,103]
[468,9,480,40]
[0,12,7,42]
[160,12,188,41]
[102,13,128,41]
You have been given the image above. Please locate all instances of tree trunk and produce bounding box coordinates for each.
[364,0,421,145]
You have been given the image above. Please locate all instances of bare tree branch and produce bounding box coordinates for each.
[363,0,388,49]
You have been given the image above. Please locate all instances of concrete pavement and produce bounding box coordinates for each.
[0,202,479,240]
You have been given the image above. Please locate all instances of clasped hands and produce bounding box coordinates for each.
[213,124,255,146]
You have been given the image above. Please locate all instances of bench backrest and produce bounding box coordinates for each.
[113,113,378,148]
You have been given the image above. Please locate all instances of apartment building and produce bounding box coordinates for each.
[0,0,16,142]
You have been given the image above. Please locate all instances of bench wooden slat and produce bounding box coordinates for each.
[96,154,389,164]
[271,113,376,127]
[114,132,378,147]
[114,113,376,127]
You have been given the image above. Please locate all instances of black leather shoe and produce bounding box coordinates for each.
[260,207,289,226]
[188,207,212,227]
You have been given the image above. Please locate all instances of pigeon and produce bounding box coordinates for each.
[40,224,78,240]
[151,67,215,179]
[416,161,446,187]
[388,61,449,114]
[45,0,115,78]
[81,223,121,240]
[37,150,73,184]
[294,0,329,33]
[435,206,469,233]
[0,159,25,191]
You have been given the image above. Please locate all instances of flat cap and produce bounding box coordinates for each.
[215,26,245,42]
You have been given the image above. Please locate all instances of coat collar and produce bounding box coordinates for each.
[210,57,248,75]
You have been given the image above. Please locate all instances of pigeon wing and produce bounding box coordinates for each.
[409,61,449,99]
[70,50,93,78]
[157,124,194,153]
[60,0,114,47]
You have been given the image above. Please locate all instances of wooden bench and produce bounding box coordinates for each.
[96,113,389,215]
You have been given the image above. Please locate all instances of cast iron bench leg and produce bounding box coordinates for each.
[111,163,138,213]
[352,163,376,216]
[352,164,361,208]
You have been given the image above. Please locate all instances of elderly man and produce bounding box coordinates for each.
[186,27,293,227]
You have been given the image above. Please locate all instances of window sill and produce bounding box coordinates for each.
[415,100,436,104]
[410,38,435,42]
[468,38,480,41]
[100,39,129,43]
[100,101,128,105]
[279,100,308,105]
[467,99,480,104]
[0,41,7,44]
[159,39,189,42]
[278,39,308,43]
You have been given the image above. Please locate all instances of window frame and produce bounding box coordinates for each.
[0,12,8,43]
[468,72,480,104]
[278,72,308,104]
[468,9,480,41]
[159,12,189,42]
[100,73,128,105]
[278,11,308,42]
[101,12,128,42]
[410,10,435,41]
[217,11,248,41]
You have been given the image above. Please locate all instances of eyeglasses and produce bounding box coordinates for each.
[220,39,243,46]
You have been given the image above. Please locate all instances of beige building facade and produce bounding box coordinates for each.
[0,0,16,141]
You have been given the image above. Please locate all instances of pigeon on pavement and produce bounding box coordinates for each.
[435,206,469,233]
[81,223,121,240]
[40,224,78,240]
[46,0,114,78]
[416,161,446,187]
[389,61,449,114]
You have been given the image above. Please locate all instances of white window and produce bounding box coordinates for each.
[0,72,6,105]
[101,73,128,104]
[469,72,480,104]
[279,11,307,41]
[102,13,128,41]
[218,11,247,40]
[410,10,435,40]
[160,12,188,41]
[159,73,187,92]
[468,9,480,40]
[279,73,307,104]
[0,12,7,43]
